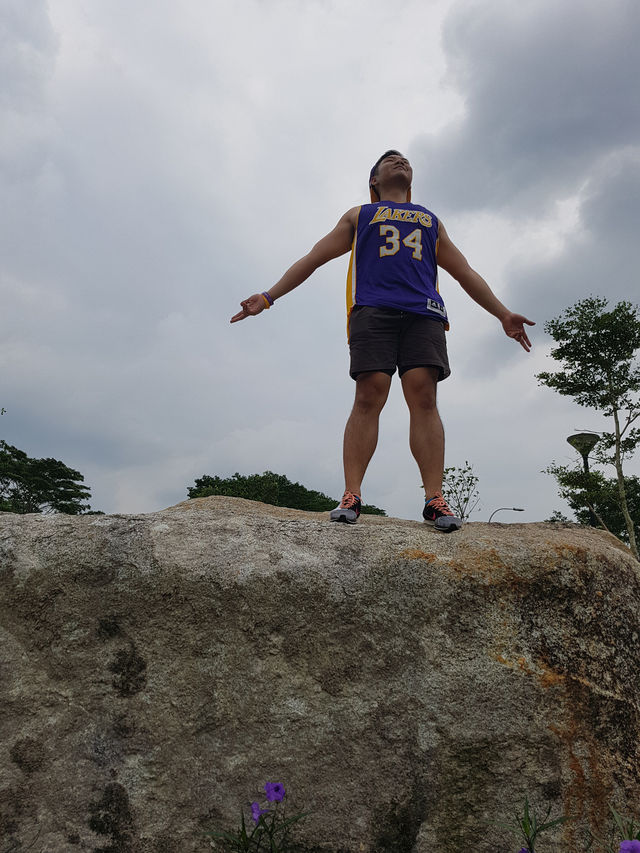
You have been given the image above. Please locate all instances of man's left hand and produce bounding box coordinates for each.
[501,312,535,352]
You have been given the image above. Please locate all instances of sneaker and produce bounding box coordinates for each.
[330,491,362,524]
[423,491,463,532]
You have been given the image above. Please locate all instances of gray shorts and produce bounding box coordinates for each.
[348,305,450,381]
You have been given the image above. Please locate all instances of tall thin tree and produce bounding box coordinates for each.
[537,297,640,559]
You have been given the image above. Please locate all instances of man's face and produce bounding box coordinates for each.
[372,153,413,195]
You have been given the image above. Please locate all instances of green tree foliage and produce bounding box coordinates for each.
[537,297,640,558]
[188,471,386,516]
[544,510,572,523]
[0,440,92,515]
[545,462,640,544]
[441,461,480,521]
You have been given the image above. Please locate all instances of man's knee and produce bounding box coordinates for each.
[401,367,439,410]
[353,371,391,413]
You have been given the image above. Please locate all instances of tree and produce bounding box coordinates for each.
[0,440,92,515]
[537,297,640,559]
[545,462,640,544]
[441,461,481,521]
[188,471,387,515]
[544,510,572,523]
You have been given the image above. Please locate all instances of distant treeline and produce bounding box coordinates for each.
[0,439,93,515]
[188,471,386,516]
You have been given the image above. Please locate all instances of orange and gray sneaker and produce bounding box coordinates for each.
[330,491,362,524]
[423,491,463,532]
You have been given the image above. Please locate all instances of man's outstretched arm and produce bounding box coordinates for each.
[436,222,535,352]
[230,208,358,323]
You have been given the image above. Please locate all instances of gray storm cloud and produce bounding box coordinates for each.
[1,0,638,521]
[411,0,640,215]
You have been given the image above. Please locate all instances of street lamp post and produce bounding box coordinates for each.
[566,431,600,526]
[488,507,525,522]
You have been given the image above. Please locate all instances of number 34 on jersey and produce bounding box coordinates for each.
[378,225,424,260]
[368,204,433,263]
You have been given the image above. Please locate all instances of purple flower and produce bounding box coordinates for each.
[620,842,640,853]
[518,848,529,853]
[251,801,269,823]
[264,782,286,802]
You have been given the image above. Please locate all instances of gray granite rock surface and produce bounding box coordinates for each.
[1,497,639,852]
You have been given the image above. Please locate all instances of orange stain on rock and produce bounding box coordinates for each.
[448,544,530,587]
[548,714,612,849]
[537,664,566,689]
[398,549,438,562]
[552,543,589,564]
[491,652,566,689]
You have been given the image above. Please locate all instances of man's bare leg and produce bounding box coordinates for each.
[400,367,444,498]
[343,371,392,496]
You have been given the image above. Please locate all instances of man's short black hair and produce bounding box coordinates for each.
[369,150,404,199]
[369,150,403,182]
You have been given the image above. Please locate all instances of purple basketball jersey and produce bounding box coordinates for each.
[346,201,448,326]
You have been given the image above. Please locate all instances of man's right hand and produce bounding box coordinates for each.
[230,207,357,324]
[230,294,266,323]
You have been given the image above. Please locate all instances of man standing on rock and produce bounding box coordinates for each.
[231,150,534,530]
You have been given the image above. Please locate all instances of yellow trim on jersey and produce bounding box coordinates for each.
[434,227,450,329]
[346,206,361,339]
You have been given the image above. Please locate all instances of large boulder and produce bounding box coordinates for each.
[1,496,639,852]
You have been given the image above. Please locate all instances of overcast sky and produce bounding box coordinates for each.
[2,0,639,523]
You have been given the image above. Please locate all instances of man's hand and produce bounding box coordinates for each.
[501,312,535,352]
[230,294,266,323]
[230,208,358,325]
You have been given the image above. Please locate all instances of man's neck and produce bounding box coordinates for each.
[376,185,410,204]
[378,194,408,204]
